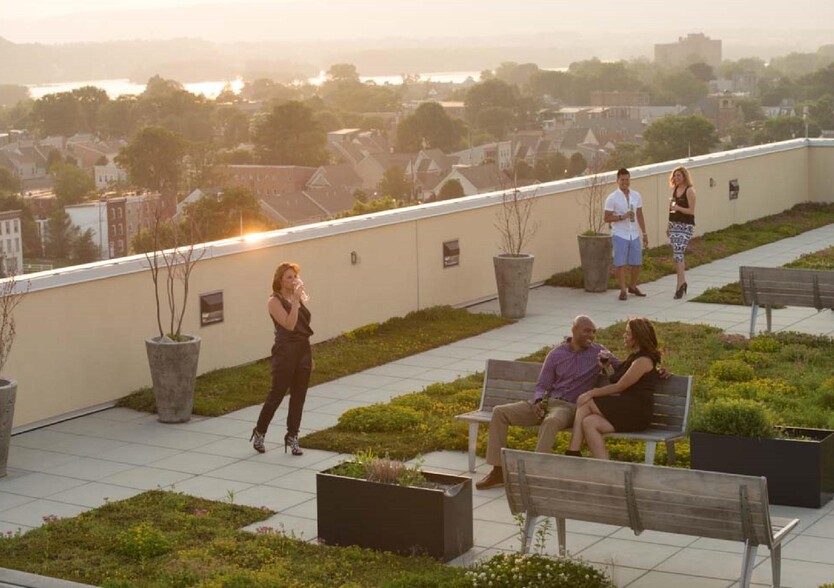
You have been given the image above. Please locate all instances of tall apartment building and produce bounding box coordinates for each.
[106,193,160,259]
[655,33,722,70]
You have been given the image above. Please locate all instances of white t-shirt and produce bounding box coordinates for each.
[604,188,643,240]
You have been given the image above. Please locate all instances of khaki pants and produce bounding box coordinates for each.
[485,399,576,466]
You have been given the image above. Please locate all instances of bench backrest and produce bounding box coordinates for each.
[479,359,542,411]
[740,266,834,309]
[501,449,774,547]
[650,375,692,434]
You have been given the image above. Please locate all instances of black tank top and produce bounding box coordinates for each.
[271,294,313,344]
[669,187,695,225]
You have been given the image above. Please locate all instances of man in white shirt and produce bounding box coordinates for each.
[603,168,649,300]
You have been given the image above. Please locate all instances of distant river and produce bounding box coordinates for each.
[26,70,494,99]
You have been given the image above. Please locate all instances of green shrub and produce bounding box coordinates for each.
[344,323,380,340]
[732,350,773,368]
[778,344,823,364]
[708,360,755,382]
[691,398,775,438]
[748,336,781,353]
[116,523,170,561]
[338,404,421,432]
[718,378,798,402]
[465,553,613,588]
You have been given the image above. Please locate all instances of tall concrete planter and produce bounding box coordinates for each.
[0,379,16,478]
[577,234,612,293]
[493,254,534,319]
[145,335,201,423]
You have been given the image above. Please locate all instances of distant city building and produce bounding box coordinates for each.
[94,159,128,189]
[0,210,23,275]
[65,199,109,260]
[655,33,722,70]
[106,193,160,259]
[590,91,650,107]
[214,164,316,198]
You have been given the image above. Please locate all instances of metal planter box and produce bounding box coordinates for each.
[690,427,834,508]
[316,467,473,562]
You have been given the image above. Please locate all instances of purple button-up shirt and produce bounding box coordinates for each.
[533,338,620,403]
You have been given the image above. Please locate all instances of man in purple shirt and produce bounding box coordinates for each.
[476,315,617,489]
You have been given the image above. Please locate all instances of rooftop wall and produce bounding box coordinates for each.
[8,139,834,429]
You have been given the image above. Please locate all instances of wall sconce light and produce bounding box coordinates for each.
[709,178,716,188]
[443,240,460,268]
[350,251,358,265]
[199,291,224,326]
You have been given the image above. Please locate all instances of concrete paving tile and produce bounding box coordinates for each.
[172,476,253,502]
[750,556,834,588]
[263,468,317,493]
[331,373,402,389]
[472,518,518,548]
[422,345,483,359]
[307,382,372,400]
[362,363,430,378]
[0,472,88,499]
[626,571,732,587]
[94,407,151,422]
[176,417,255,437]
[205,461,295,485]
[233,484,313,512]
[804,513,834,539]
[609,527,699,547]
[369,378,431,394]
[295,411,339,431]
[112,426,224,451]
[592,563,646,588]
[577,537,681,570]
[99,466,194,491]
[12,430,128,457]
[48,457,136,481]
[0,521,32,536]
[313,399,373,416]
[47,482,140,508]
[781,534,834,564]
[187,437,269,459]
[0,498,90,528]
[147,452,238,475]
[0,492,34,513]
[6,447,84,472]
[392,354,459,368]
[220,405,262,422]
[281,497,317,519]
[655,547,765,580]
[46,416,121,437]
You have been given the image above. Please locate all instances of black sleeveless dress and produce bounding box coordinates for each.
[594,352,659,432]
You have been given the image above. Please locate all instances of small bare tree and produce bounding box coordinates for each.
[0,271,29,375]
[494,165,540,256]
[495,187,539,255]
[579,156,611,236]
[144,205,204,341]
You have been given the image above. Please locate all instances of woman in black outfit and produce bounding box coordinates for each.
[250,261,313,456]
[667,166,697,299]
[566,317,661,459]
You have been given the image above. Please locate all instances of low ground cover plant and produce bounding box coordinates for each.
[119,305,510,416]
[0,490,615,587]
[547,203,834,289]
[306,323,834,464]
[693,245,834,305]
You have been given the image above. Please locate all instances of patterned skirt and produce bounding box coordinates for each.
[668,221,694,262]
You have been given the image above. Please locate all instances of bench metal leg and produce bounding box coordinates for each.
[740,541,757,588]
[765,306,772,334]
[521,514,537,554]
[771,543,782,588]
[749,303,758,338]
[665,440,676,466]
[643,441,657,465]
[556,517,566,557]
[467,422,479,472]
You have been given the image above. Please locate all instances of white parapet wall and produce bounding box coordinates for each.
[7,139,834,429]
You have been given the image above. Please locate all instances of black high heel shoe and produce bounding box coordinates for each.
[250,428,265,454]
[674,282,688,299]
[284,433,303,456]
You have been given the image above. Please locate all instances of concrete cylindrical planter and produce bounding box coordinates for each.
[145,335,201,423]
[493,254,534,319]
[0,379,17,478]
[577,234,612,293]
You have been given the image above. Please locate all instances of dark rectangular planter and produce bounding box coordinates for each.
[690,427,834,508]
[316,468,473,562]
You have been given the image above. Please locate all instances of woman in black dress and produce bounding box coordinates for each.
[250,261,313,456]
[566,317,660,459]
[667,166,697,299]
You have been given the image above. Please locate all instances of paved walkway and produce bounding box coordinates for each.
[3,225,834,587]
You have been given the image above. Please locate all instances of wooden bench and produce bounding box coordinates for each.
[501,449,798,588]
[740,266,834,337]
[455,359,693,472]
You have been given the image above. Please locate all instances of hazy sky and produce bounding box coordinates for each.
[0,0,831,45]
